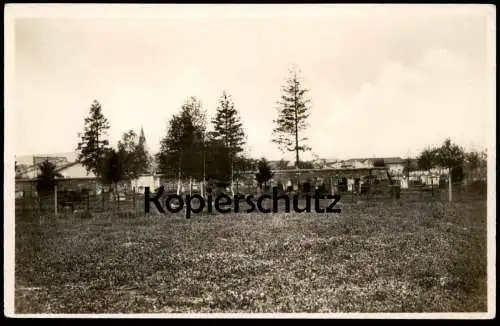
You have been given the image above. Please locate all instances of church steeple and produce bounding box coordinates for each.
[137,125,151,174]
[139,125,145,142]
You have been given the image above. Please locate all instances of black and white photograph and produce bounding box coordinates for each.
[4,3,496,318]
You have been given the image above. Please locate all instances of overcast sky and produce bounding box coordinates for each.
[10,4,496,162]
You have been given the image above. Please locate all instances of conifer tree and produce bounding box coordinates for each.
[211,91,246,194]
[272,66,312,168]
[76,100,111,178]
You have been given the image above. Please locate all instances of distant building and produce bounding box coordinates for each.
[269,160,295,170]
[15,155,94,180]
[339,158,374,169]
[16,152,77,166]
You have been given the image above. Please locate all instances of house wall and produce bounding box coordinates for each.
[15,180,37,197]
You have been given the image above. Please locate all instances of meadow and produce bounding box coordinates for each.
[14,196,488,314]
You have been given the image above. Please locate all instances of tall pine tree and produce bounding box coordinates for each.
[76,100,111,177]
[272,66,311,169]
[211,91,246,194]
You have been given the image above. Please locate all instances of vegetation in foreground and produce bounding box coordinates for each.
[15,199,487,313]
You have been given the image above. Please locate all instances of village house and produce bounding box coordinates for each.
[15,157,101,197]
[15,152,164,198]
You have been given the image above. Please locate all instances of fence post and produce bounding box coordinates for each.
[117,184,120,212]
[368,170,372,200]
[351,178,354,203]
[132,187,136,213]
[448,170,452,203]
[54,185,58,218]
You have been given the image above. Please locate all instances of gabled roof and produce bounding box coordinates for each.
[55,161,80,172]
[55,161,96,179]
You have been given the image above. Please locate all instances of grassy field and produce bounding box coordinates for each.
[14,197,488,314]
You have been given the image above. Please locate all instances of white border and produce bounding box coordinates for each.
[3,3,496,319]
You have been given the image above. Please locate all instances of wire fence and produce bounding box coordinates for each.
[15,190,142,221]
[14,176,487,223]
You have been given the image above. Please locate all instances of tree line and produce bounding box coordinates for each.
[17,65,487,199]
[416,139,487,184]
[71,66,312,197]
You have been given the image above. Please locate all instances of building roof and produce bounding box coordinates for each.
[15,152,78,166]
[55,161,80,172]
[340,157,404,163]
[16,157,96,180]
[56,161,96,179]
[383,157,405,164]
